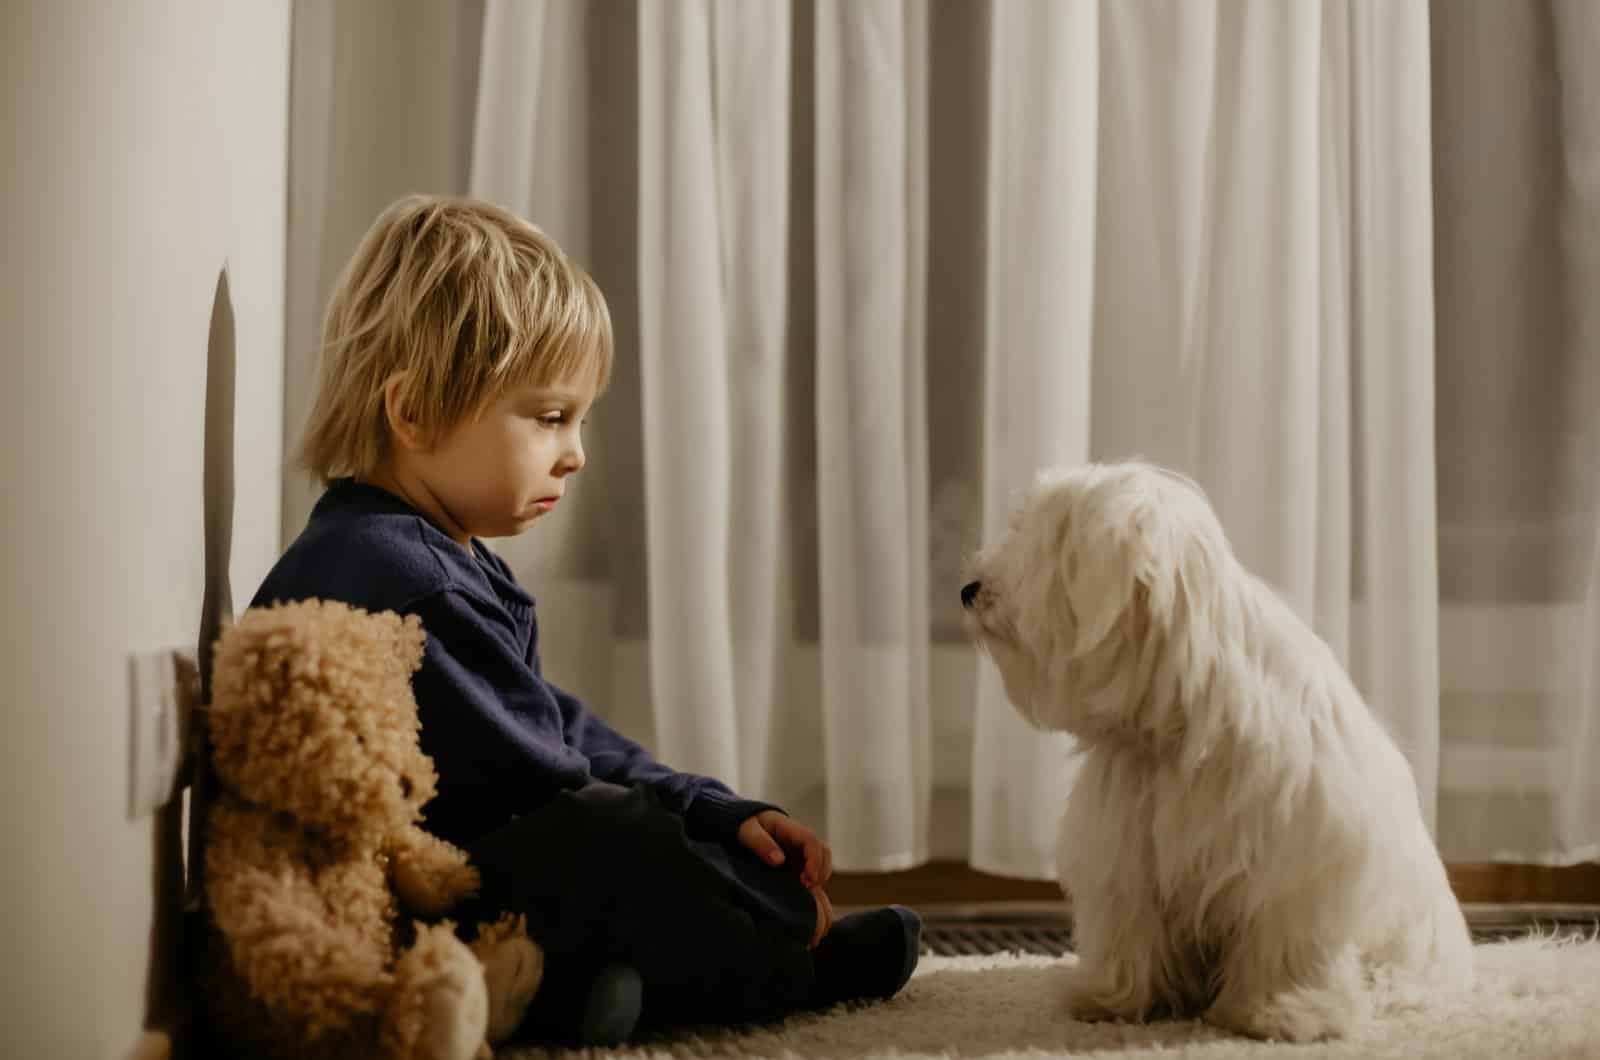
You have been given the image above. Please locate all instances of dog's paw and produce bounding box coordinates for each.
[1063,993,1121,1023]
[1206,983,1367,1042]
[1059,965,1143,1024]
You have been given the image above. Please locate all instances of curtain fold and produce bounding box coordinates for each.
[635,0,741,782]
[969,0,1098,878]
[711,0,795,797]
[812,0,931,868]
[1345,0,1442,821]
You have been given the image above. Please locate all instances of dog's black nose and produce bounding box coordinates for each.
[961,581,981,609]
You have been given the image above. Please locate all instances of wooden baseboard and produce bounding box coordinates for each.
[828,862,1061,908]
[1448,861,1600,905]
[827,860,1600,909]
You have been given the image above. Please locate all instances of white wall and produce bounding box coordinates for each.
[0,3,288,1056]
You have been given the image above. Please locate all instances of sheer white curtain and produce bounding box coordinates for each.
[1431,0,1600,863]
[808,0,933,866]
[284,0,1599,876]
[1554,0,1600,862]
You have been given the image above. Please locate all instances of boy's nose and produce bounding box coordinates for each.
[557,440,586,475]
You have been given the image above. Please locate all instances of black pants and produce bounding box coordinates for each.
[456,782,819,1038]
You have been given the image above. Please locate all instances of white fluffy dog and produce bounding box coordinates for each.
[961,461,1471,1041]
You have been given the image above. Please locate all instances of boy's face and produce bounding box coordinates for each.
[409,375,595,543]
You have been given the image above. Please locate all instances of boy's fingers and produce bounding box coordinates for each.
[790,827,827,882]
[764,814,834,884]
[742,817,786,865]
[795,842,815,884]
[757,831,786,865]
[804,839,824,883]
[809,887,834,948]
[767,813,798,841]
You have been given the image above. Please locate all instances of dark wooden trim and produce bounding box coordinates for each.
[1449,861,1600,905]
[828,862,1061,908]
[828,860,1600,909]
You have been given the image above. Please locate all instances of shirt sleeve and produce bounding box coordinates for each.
[550,681,785,843]
[410,587,782,843]
[407,589,581,823]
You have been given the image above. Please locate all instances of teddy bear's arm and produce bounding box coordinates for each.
[389,824,482,919]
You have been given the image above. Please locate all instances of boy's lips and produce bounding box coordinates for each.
[533,495,561,511]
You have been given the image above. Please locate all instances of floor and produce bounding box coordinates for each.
[501,932,1600,1060]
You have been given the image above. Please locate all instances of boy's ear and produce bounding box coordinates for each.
[382,373,428,452]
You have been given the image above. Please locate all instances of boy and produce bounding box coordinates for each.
[253,195,921,1046]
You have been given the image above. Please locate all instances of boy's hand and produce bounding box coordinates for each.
[809,885,835,949]
[736,810,833,888]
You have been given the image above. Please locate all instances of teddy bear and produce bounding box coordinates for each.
[197,598,543,1060]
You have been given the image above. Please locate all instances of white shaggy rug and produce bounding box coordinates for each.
[502,937,1600,1060]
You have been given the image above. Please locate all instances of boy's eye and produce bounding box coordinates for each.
[531,407,590,429]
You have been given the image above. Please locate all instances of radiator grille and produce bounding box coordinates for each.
[922,916,1073,957]
[916,906,1599,957]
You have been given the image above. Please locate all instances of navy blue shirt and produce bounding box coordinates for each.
[252,479,776,848]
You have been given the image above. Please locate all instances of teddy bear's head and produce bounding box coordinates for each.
[208,599,438,848]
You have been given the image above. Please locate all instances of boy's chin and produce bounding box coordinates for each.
[476,502,555,539]
[507,510,548,533]
[467,518,531,541]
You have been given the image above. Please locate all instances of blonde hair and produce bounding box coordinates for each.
[297,194,613,483]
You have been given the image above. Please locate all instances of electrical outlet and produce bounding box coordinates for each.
[127,648,185,819]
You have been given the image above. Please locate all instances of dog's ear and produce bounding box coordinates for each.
[1125,482,1231,709]
[1062,500,1150,657]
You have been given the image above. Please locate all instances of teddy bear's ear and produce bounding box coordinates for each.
[205,598,445,848]
[206,603,305,787]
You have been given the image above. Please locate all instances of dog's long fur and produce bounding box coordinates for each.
[963,461,1471,1041]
